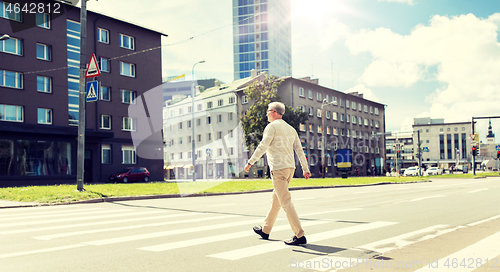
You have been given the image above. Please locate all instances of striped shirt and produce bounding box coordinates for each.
[248,119,309,172]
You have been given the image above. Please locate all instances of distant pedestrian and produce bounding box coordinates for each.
[356,167,359,177]
[372,166,376,176]
[244,102,311,246]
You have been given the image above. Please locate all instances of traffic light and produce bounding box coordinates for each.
[497,150,500,159]
[396,150,400,158]
[472,146,477,156]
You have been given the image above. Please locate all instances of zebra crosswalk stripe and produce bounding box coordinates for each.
[207,221,397,261]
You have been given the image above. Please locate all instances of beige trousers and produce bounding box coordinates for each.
[262,168,305,238]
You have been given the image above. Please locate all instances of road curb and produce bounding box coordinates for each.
[0,180,431,209]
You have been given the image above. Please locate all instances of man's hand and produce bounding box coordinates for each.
[244,164,251,172]
[303,172,311,179]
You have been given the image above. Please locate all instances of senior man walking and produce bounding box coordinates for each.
[244,102,311,245]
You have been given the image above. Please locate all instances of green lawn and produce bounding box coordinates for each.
[0,176,430,204]
[427,172,500,179]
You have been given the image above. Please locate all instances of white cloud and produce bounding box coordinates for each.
[345,13,500,132]
[377,0,415,5]
[344,84,381,103]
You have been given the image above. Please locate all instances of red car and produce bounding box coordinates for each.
[109,167,150,183]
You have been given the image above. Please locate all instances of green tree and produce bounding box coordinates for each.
[241,75,309,150]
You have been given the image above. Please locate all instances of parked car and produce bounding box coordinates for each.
[455,165,464,172]
[109,167,150,183]
[403,166,420,176]
[425,167,443,175]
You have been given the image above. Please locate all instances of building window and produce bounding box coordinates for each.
[0,36,22,55]
[218,148,223,156]
[120,61,135,77]
[346,100,350,108]
[196,118,201,126]
[98,28,109,44]
[120,34,135,50]
[327,126,331,135]
[364,119,369,126]
[207,133,212,141]
[358,103,362,111]
[207,101,213,109]
[1,2,21,21]
[36,13,51,29]
[229,96,236,104]
[37,108,52,125]
[308,90,313,99]
[0,69,22,89]
[121,117,136,131]
[374,108,379,115]
[325,95,329,103]
[352,101,356,110]
[299,87,305,97]
[309,124,314,132]
[242,95,248,104]
[37,76,51,93]
[217,114,222,123]
[326,111,330,119]
[100,86,111,101]
[375,121,379,128]
[218,99,223,107]
[102,144,111,164]
[206,116,211,124]
[36,43,51,61]
[229,130,234,138]
[197,134,202,142]
[332,112,338,120]
[358,117,362,124]
[187,120,191,128]
[340,114,344,122]
[100,57,110,72]
[352,116,356,124]
[332,96,338,105]
[298,105,305,112]
[370,106,373,114]
[300,123,305,131]
[100,115,111,130]
[333,127,338,135]
[217,131,222,139]
[122,145,136,164]
[317,108,321,118]
[0,104,23,122]
[309,107,313,116]
[364,105,368,112]
[228,112,233,120]
[317,92,322,101]
[121,90,136,104]
[346,114,350,123]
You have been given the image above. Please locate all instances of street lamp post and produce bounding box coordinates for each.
[321,99,334,178]
[191,60,205,182]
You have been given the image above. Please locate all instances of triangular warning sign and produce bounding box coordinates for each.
[87,84,97,99]
[85,53,101,78]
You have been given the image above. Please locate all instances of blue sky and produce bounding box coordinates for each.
[89,0,500,142]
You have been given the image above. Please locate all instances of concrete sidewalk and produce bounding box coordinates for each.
[0,199,40,208]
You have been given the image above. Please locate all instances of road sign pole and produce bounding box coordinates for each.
[77,0,88,191]
[472,118,475,176]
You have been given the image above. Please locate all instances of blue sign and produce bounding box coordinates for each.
[422,147,429,152]
[86,81,99,102]
[336,149,352,171]
[496,145,500,151]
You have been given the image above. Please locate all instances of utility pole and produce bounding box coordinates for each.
[77,0,88,191]
[417,129,421,176]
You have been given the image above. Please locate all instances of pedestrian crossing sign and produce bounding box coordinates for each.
[86,81,99,102]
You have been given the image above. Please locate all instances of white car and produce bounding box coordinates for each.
[425,167,443,175]
[403,166,421,176]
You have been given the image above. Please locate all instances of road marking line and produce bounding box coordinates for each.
[295,197,316,201]
[410,195,446,202]
[34,214,238,240]
[2,208,119,222]
[0,208,104,220]
[359,224,449,253]
[467,214,500,227]
[301,208,363,217]
[0,244,87,259]
[413,229,500,271]
[207,203,236,207]
[207,221,397,260]
[467,188,488,193]
[0,211,176,235]
[83,209,347,246]
[297,225,454,271]
[139,220,330,252]
[0,210,156,228]
[83,218,285,246]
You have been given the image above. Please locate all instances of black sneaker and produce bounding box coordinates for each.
[253,225,269,240]
[284,235,307,245]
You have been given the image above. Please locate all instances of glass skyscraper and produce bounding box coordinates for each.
[233,0,291,80]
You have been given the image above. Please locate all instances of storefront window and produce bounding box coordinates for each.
[0,140,14,176]
[17,140,74,176]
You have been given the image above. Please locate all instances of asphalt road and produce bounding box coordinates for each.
[1,177,500,272]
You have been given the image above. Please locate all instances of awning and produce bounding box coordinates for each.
[165,165,174,170]
[183,165,192,169]
[175,165,184,168]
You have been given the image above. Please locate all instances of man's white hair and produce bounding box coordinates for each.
[268,102,285,115]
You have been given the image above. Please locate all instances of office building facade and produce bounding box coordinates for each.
[232,0,292,80]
